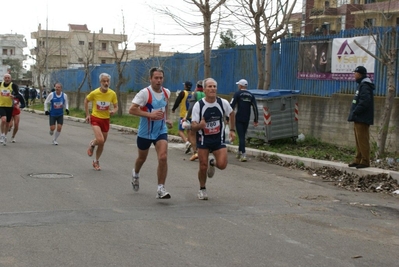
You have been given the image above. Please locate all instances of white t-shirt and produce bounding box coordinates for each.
[132,86,171,107]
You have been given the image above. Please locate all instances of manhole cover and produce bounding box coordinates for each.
[28,173,74,179]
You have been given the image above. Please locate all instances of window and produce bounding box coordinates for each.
[79,41,84,45]
[88,42,93,50]
[10,49,14,55]
[396,17,399,26]
[101,59,106,64]
[78,58,83,62]
[102,43,106,50]
[364,18,375,28]
[325,1,329,8]
[2,49,7,55]
[364,0,375,4]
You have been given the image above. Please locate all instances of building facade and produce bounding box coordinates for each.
[30,24,174,87]
[289,0,399,36]
[0,33,27,80]
[30,24,129,71]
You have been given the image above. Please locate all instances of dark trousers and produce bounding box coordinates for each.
[353,122,370,166]
[236,120,249,154]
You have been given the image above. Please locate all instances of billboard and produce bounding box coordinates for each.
[297,40,332,80]
[298,36,376,81]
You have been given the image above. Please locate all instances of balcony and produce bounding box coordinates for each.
[310,7,339,19]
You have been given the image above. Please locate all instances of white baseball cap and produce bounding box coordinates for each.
[236,79,248,86]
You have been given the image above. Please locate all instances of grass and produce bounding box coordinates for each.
[29,103,363,163]
[30,103,181,136]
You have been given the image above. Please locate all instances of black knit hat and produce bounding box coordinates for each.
[353,66,367,75]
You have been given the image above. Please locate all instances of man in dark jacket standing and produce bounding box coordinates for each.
[347,66,375,169]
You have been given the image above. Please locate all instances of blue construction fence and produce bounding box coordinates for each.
[52,27,398,97]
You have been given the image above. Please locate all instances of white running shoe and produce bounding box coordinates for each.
[239,156,247,162]
[2,136,6,146]
[53,140,58,145]
[198,189,208,200]
[131,169,139,192]
[11,138,16,143]
[49,130,54,136]
[0,136,4,144]
[207,156,215,178]
[156,186,171,199]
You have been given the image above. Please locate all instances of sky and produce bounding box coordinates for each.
[1,0,214,67]
[1,0,304,68]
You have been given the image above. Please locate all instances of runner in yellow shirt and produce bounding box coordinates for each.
[84,73,118,170]
[0,74,20,146]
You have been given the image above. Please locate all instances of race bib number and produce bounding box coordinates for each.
[1,90,10,97]
[96,101,110,110]
[204,120,220,135]
[53,101,63,109]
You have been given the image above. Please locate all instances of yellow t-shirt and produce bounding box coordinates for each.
[179,90,189,118]
[86,88,117,119]
[0,82,13,107]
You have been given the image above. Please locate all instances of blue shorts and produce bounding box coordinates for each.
[137,133,168,150]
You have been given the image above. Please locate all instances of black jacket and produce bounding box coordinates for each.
[230,90,259,123]
[347,77,375,125]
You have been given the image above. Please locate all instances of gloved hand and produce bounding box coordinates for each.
[65,109,70,115]
[45,111,50,116]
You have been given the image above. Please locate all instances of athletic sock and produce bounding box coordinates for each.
[54,131,60,141]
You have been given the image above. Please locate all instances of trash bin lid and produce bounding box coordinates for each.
[277,89,300,95]
[248,89,300,98]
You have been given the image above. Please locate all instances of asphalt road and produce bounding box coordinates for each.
[0,111,398,267]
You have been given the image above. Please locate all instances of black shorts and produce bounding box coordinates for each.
[49,115,64,126]
[0,107,13,122]
[137,133,168,150]
[197,140,226,152]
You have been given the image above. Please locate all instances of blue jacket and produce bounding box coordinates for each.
[347,77,375,125]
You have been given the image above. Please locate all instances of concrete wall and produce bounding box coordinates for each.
[66,91,399,152]
[298,94,399,152]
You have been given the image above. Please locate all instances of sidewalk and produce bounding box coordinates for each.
[108,121,399,183]
[32,109,399,183]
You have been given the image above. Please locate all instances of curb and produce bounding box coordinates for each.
[26,109,399,182]
[228,146,399,183]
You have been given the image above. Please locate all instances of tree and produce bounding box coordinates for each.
[218,29,238,49]
[261,0,296,89]
[228,0,297,89]
[354,27,397,157]
[111,11,130,116]
[72,32,96,110]
[155,0,227,77]
[226,0,266,88]
[2,58,24,80]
